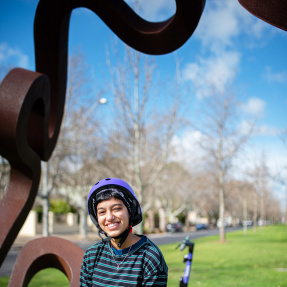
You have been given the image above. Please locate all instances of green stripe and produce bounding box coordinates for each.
[93,267,141,278]
[92,274,138,284]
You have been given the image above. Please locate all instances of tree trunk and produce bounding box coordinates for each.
[243,199,247,235]
[219,186,226,242]
[145,209,155,233]
[253,190,258,232]
[218,131,226,243]
[158,208,166,232]
[42,162,50,237]
[79,208,88,240]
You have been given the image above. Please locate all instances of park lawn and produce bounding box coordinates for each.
[0,267,70,286]
[0,225,286,287]
[163,225,287,287]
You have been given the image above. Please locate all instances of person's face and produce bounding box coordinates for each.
[97,197,129,238]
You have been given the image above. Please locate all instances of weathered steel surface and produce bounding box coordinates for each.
[0,0,206,285]
[0,68,50,265]
[8,237,84,287]
[239,0,287,31]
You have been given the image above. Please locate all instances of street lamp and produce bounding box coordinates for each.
[98,97,107,104]
[82,97,107,123]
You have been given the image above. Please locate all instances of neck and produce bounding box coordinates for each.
[111,233,139,250]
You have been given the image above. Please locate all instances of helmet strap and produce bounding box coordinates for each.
[116,228,130,248]
[98,230,111,242]
[98,227,129,247]
[99,217,134,248]
[113,224,133,248]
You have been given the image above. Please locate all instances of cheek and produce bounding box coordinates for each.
[97,216,105,227]
[120,211,130,227]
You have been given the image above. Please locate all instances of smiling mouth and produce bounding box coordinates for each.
[106,222,120,229]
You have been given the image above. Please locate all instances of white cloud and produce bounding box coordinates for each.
[171,130,204,166]
[263,66,287,84]
[181,0,274,100]
[239,121,281,138]
[194,0,270,52]
[250,19,266,39]
[254,124,281,136]
[0,43,29,69]
[195,1,239,51]
[125,0,175,22]
[241,97,266,117]
[238,120,255,135]
[182,51,240,98]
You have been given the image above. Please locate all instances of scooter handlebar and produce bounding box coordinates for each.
[176,236,190,251]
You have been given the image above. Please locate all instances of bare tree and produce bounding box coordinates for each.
[191,171,219,225]
[39,48,105,237]
[194,83,253,242]
[154,162,193,231]
[226,179,254,234]
[103,41,187,233]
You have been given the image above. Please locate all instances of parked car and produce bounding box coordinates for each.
[166,222,183,233]
[216,219,232,228]
[196,223,209,230]
[243,220,253,226]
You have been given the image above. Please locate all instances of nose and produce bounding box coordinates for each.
[106,210,114,221]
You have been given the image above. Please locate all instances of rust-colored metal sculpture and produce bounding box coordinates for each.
[8,237,84,287]
[239,0,287,31]
[0,0,206,285]
[0,68,50,265]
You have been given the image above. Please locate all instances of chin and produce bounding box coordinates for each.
[106,229,122,237]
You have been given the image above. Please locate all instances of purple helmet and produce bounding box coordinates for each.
[87,178,142,231]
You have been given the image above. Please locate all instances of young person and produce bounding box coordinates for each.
[80,178,168,287]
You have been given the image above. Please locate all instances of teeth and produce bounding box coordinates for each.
[108,223,118,227]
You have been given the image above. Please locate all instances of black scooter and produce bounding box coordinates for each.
[176,237,195,287]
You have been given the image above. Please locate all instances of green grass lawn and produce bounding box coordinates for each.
[163,225,287,287]
[1,225,286,286]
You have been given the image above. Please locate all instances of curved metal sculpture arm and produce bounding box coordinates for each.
[239,0,287,31]
[0,68,50,265]
[35,0,206,55]
[8,237,84,287]
[33,0,206,159]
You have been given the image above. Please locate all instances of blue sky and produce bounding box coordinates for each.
[1,0,287,207]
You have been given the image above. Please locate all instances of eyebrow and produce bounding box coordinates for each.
[97,203,123,211]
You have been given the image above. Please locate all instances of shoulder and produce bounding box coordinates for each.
[85,240,106,252]
[83,240,108,261]
[143,236,164,258]
[139,236,168,274]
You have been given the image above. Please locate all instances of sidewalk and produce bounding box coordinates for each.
[11,232,101,250]
[0,232,101,277]
[1,231,169,277]
[11,231,166,249]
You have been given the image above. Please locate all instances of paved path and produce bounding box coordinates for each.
[0,227,240,277]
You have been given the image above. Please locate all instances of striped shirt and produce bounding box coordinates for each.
[80,235,168,286]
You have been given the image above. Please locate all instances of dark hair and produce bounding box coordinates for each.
[96,189,124,206]
[93,188,133,216]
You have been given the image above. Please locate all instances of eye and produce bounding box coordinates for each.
[97,210,105,216]
[113,207,122,212]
